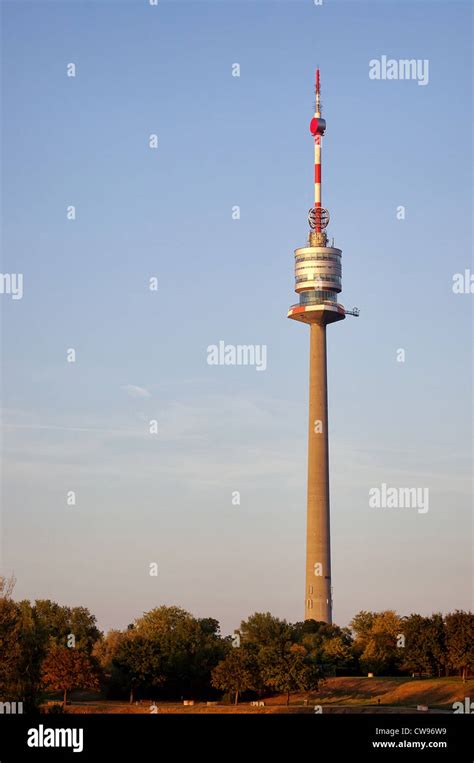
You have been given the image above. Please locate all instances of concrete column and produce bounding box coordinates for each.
[305,321,332,623]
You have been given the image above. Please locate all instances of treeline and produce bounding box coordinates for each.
[1,577,473,709]
[350,610,474,681]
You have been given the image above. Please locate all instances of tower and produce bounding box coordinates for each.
[288,70,358,623]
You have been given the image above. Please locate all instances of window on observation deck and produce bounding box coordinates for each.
[296,275,341,286]
[299,291,337,305]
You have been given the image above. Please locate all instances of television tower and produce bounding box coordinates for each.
[288,70,358,623]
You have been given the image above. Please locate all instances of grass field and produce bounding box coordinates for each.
[53,676,474,714]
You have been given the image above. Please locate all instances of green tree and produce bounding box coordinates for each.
[93,630,130,698]
[0,578,43,709]
[33,600,70,645]
[321,635,353,673]
[131,606,226,698]
[424,614,446,677]
[113,632,164,703]
[350,611,377,642]
[0,590,26,700]
[93,629,126,669]
[400,614,446,677]
[401,614,430,676]
[69,607,102,652]
[445,611,474,682]
[238,612,295,693]
[211,649,254,705]
[297,620,354,673]
[261,643,322,705]
[239,612,293,647]
[350,611,402,675]
[33,600,101,653]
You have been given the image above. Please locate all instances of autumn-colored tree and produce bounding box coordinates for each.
[211,649,254,705]
[41,644,99,705]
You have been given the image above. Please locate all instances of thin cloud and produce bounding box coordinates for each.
[121,385,151,399]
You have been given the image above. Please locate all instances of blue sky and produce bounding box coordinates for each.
[1,0,472,636]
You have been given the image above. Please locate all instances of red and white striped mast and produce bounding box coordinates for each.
[309,68,328,235]
[314,69,322,230]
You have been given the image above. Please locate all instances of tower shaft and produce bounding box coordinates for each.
[305,322,332,623]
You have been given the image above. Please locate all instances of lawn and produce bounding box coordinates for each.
[50,676,474,714]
